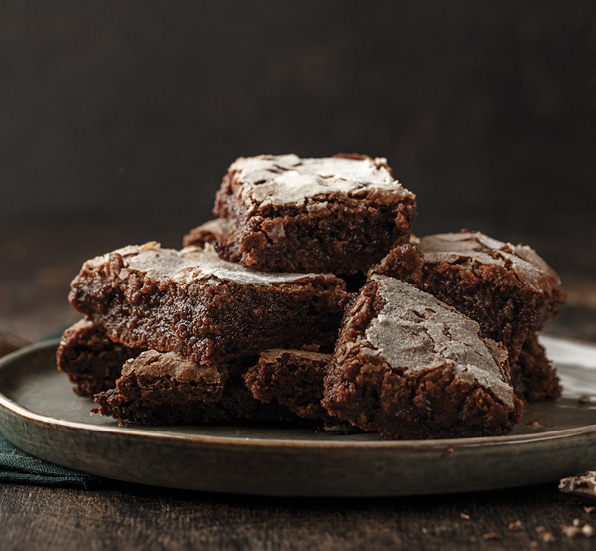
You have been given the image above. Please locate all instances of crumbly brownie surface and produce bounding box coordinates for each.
[93,352,299,426]
[56,319,144,396]
[69,242,346,363]
[375,231,565,361]
[245,348,334,422]
[212,153,417,274]
[510,333,561,402]
[182,219,224,249]
[323,275,523,440]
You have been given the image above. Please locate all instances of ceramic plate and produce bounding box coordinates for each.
[0,336,595,496]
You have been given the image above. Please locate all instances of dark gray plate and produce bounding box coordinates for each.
[0,336,595,496]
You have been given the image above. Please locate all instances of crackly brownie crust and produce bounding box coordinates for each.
[182,219,224,249]
[323,275,523,440]
[56,319,144,396]
[511,333,561,402]
[93,352,300,426]
[212,153,417,274]
[245,348,334,422]
[375,231,565,361]
[69,243,346,364]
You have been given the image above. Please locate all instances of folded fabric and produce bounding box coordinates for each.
[0,433,106,489]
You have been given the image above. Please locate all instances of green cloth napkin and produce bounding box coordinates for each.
[0,433,106,489]
[0,330,107,489]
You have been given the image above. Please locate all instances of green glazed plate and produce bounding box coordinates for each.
[0,336,595,496]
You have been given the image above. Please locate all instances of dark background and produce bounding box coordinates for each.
[1,0,595,340]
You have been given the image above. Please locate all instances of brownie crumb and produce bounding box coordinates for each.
[561,520,596,539]
[536,525,556,542]
[578,395,592,404]
[561,524,581,538]
[559,471,596,501]
[508,520,523,532]
[443,448,454,458]
[460,513,470,520]
[482,533,502,541]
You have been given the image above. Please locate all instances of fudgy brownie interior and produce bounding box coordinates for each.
[245,348,333,422]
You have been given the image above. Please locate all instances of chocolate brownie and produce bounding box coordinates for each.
[69,242,346,364]
[323,275,524,440]
[182,219,224,249]
[93,351,299,426]
[212,153,417,274]
[245,348,334,422]
[375,231,565,361]
[56,319,144,396]
[510,333,561,402]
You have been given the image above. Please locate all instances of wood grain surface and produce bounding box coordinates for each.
[1,215,595,551]
[2,483,596,551]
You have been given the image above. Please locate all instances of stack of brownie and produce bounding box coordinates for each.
[57,153,565,439]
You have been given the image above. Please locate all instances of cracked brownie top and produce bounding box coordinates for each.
[360,275,516,407]
[226,153,415,209]
[83,242,332,286]
[413,232,561,292]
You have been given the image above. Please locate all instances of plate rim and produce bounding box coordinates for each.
[1,336,596,451]
[2,336,596,496]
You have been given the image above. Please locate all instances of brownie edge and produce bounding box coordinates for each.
[56,319,144,396]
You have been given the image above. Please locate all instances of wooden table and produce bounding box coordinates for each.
[1,215,595,551]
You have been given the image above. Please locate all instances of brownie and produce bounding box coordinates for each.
[245,348,334,422]
[510,333,561,402]
[182,218,224,249]
[375,231,565,361]
[93,351,300,426]
[323,275,524,440]
[212,153,417,274]
[68,242,346,364]
[56,319,144,396]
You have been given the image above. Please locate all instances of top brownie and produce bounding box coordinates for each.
[69,242,346,364]
[212,153,417,274]
[375,231,565,361]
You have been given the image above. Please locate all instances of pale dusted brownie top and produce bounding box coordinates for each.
[227,154,415,208]
[362,275,516,407]
[83,242,337,286]
[413,231,561,291]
